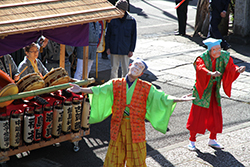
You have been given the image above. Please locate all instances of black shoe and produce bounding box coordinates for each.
[222,44,231,50]
[174,32,186,36]
[221,41,231,50]
[202,44,208,49]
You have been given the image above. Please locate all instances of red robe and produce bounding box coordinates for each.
[186,56,240,134]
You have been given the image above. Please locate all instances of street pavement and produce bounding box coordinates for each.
[146,122,250,167]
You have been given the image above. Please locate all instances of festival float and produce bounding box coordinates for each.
[0,0,123,163]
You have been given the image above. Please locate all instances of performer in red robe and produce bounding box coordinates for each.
[186,38,246,150]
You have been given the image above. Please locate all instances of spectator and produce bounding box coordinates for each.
[105,0,136,79]
[18,43,48,78]
[102,0,131,60]
[36,35,49,60]
[67,58,194,166]
[0,54,19,81]
[42,40,74,77]
[175,0,190,36]
[186,38,245,151]
[74,22,99,79]
[207,0,231,50]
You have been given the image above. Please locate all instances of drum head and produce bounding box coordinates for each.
[50,76,70,86]
[44,67,70,87]
[17,73,45,92]
[0,83,18,108]
[25,80,45,92]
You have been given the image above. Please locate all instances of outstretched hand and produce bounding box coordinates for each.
[181,93,195,101]
[174,93,195,102]
[209,71,222,77]
[67,83,82,93]
[238,66,246,73]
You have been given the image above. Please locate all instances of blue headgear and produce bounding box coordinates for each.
[203,38,222,51]
[133,58,148,72]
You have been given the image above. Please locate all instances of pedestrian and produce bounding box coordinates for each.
[68,58,195,166]
[207,0,231,50]
[105,0,136,79]
[102,0,131,60]
[74,22,99,79]
[42,40,74,77]
[175,0,190,36]
[186,38,246,151]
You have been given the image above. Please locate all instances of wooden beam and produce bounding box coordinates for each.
[60,44,65,68]
[0,129,90,158]
[0,14,123,37]
[0,79,95,103]
[0,6,116,26]
[96,53,98,78]
[0,0,60,9]
[82,46,89,80]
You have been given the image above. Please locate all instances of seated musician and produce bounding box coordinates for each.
[18,43,49,78]
[0,54,20,81]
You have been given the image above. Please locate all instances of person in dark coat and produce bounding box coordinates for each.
[102,0,130,60]
[105,0,136,79]
[175,0,190,36]
[207,0,231,50]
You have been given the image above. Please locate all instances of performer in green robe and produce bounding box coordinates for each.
[68,58,194,166]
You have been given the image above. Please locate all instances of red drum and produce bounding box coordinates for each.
[42,105,53,140]
[33,108,43,143]
[0,69,18,108]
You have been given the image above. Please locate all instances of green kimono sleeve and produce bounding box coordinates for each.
[145,85,176,134]
[88,80,113,124]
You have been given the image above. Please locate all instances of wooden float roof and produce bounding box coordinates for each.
[0,0,123,37]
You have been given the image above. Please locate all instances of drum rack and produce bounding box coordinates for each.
[0,127,90,163]
[0,79,95,163]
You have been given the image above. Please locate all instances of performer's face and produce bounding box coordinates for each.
[129,61,145,77]
[210,45,221,59]
[26,46,39,61]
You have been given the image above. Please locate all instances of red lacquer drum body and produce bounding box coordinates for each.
[0,70,18,108]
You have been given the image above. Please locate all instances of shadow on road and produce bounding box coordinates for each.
[147,144,175,167]
[196,149,245,167]
[130,4,148,18]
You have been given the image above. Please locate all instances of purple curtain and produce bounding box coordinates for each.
[0,24,89,56]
